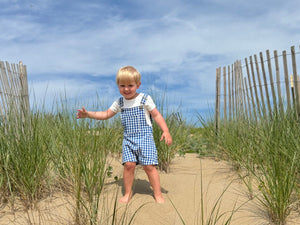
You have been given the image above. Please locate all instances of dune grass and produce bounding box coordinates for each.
[0,93,191,224]
[200,111,300,225]
[0,109,53,208]
[3,91,299,225]
[153,111,187,172]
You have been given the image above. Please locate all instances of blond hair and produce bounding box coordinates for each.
[116,66,141,84]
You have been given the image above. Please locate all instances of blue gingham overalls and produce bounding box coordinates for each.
[119,94,158,165]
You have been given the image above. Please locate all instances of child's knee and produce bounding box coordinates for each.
[143,165,156,173]
[124,162,136,171]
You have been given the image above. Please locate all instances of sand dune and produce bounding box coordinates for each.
[1,153,299,224]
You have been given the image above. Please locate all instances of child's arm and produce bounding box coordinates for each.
[77,107,116,120]
[150,108,172,146]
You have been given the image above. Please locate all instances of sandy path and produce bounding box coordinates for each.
[105,153,267,225]
[1,153,299,224]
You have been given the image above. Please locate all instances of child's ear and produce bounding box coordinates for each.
[137,81,141,89]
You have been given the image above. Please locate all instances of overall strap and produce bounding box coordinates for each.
[140,94,153,123]
[140,94,148,105]
[118,97,124,108]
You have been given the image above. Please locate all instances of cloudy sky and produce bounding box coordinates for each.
[1,0,300,123]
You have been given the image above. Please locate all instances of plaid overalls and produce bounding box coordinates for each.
[119,94,158,165]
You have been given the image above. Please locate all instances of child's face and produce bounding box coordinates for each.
[118,80,141,100]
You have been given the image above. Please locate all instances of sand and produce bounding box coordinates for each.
[1,153,300,225]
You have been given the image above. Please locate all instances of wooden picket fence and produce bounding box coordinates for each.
[215,45,300,130]
[0,61,30,124]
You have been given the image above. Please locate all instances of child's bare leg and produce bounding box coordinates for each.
[143,165,164,203]
[119,162,136,203]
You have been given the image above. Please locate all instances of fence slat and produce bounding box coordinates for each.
[238,60,245,118]
[250,56,262,119]
[282,50,291,111]
[245,58,257,122]
[234,61,239,118]
[254,54,267,118]
[223,66,227,124]
[244,77,252,121]
[259,52,272,118]
[6,62,21,115]
[228,65,232,121]
[241,72,248,120]
[0,61,29,124]
[266,50,278,114]
[0,64,8,117]
[291,46,300,116]
[274,50,284,115]
[215,67,221,131]
[231,64,235,120]
[0,61,11,115]
[215,45,299,128]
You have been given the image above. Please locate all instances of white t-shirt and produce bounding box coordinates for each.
[109,93,156,127]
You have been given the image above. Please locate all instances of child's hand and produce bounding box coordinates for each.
[76,107,88,119]
[160,131,172,146]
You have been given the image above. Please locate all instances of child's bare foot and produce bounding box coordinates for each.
[154,194,165,204]
[119,194,131,203]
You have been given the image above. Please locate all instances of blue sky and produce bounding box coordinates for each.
[1,0,300,123]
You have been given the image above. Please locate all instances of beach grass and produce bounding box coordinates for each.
[4,91,299,224]
[0,93,191,224]
[200,110,300,225]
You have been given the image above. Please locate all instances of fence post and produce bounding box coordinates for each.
[19,62,30,117]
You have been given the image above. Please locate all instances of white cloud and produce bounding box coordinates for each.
[1,0,300,120]
[28,78,117,109]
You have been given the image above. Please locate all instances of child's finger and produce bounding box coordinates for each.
[76,107,87,118]
[160,135,166,142]
[165,139,171,146]
[160,135,171,146]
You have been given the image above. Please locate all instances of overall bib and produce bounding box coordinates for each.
[119,94,158,165]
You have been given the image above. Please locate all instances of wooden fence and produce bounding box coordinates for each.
[0,61,30,124]
[215,45,300,130]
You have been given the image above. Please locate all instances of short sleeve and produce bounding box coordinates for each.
[109,99,121,113]
[145,95,156,112]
